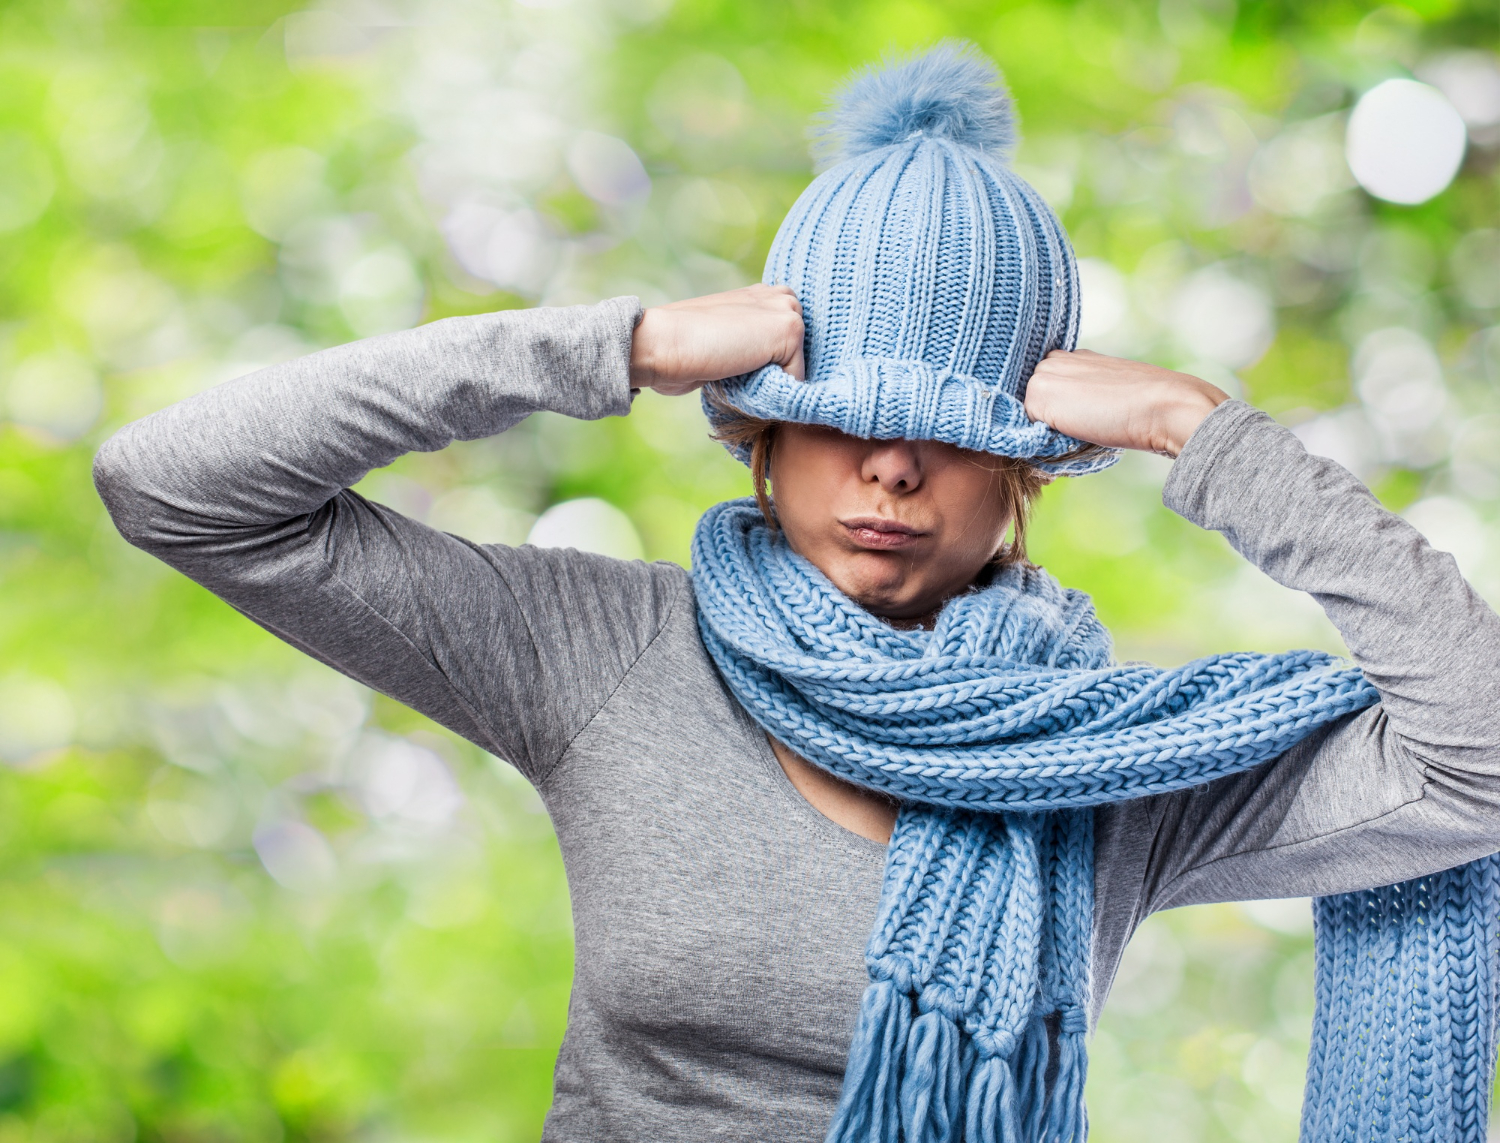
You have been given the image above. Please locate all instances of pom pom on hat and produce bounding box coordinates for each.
[813,41,1019,168]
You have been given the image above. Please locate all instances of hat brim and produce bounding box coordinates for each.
[702,359,1120,477]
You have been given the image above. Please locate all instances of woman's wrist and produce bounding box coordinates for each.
[1156,386,1230,458]
[628,308,671,390]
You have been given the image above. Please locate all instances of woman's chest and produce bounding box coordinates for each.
[541,657,888,1069]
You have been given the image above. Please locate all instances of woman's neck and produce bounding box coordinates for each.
[766,736,898,845]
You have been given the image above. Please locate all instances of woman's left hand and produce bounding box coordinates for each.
[1023,349,1230,458]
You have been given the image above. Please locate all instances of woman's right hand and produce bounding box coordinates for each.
[629,284,806,396]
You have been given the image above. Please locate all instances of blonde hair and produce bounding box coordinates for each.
[705,392,1052,567]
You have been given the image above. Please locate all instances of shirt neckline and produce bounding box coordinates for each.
[745,720,892,862]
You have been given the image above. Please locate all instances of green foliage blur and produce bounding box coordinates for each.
[1,0,1497,1139]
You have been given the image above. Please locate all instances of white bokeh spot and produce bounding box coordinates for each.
[442,200,557,294]
[1170,266,1274,369]
[253,820,338,893]
[1404,496,1488,581]
[4,350,102,441]
[357,737,464,832]
[1418,51,1500,130]
[566,131,650,206]
[528,497,644,560]
[1346,79,1467,206]
[1075,258,1129,344]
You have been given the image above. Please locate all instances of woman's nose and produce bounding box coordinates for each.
[861,440,923,493]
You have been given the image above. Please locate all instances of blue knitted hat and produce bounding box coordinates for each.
[705,43,1119,477]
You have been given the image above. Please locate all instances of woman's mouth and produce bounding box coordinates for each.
[840,516,926,550]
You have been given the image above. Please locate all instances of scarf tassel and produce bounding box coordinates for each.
[1044,1027,1088,1143]
[827,979,911,1143]
[900,1009,965,1142]
[1014,1015,1050,1141]
[964,1054,1022,1143]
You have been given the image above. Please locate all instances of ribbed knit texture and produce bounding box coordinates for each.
[1303,860,1500,1142]
[691,498,1500,1142]
[704,44,1118,477]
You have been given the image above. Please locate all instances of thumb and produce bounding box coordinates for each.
[785,345,806,381]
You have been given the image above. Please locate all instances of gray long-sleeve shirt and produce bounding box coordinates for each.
[93,298,1500,1142]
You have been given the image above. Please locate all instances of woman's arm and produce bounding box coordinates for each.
[1027,354,1500,905]
[1130,401,1500,904]
[95,287,803,783]
[95,299,656,782]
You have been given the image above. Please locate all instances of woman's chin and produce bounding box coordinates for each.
[829,567,933,621]
[798,543,954,621]
[824,554,992,623]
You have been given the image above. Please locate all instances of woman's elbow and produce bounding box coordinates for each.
[93,425,168,550]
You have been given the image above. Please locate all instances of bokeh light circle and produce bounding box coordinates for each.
[1345,78,1467,205]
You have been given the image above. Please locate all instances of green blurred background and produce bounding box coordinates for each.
[1,0,1498,1139]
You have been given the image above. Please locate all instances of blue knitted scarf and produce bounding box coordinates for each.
[691,498,1500,1143]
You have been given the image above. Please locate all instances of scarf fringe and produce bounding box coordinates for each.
[1046,1029,1088,1143]
[1014,1013,1049,1141]
[901,1010,964,1142]
[829,981,1090,1143]
[827,979,910,1143]
[965,1054,1019,1143]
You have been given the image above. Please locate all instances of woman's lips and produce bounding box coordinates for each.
[840,517,926,550]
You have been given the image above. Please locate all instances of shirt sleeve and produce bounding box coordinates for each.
[1096,399,1500,915]
[92,297,688,785]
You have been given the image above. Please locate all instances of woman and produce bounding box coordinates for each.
[96,45,1500,1143]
